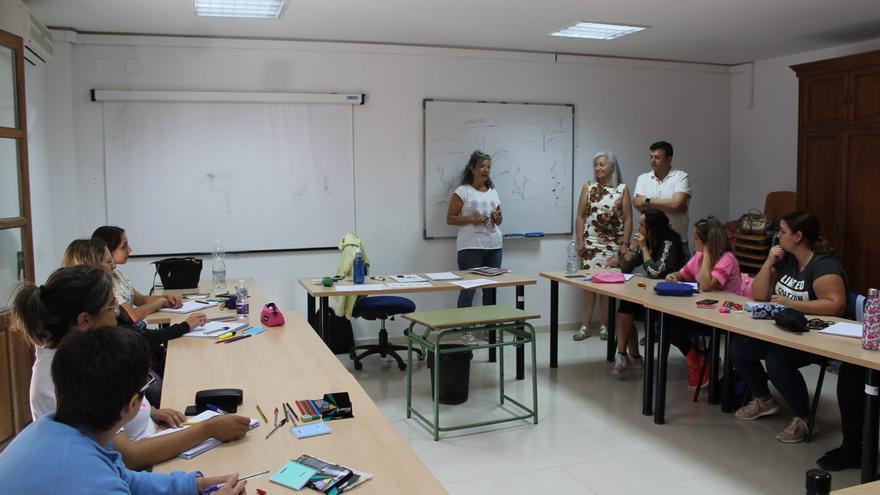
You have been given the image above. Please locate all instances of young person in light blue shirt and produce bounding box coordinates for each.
[0,326,246,495]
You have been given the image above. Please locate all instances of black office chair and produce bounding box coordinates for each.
[350,296,421,371]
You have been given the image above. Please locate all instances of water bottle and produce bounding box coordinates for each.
[862,288,879,350]
[353,248,365,284]
[212,240,226,295]
[804,469,830,495]
[566,240,579,274]
[235,279,249,320]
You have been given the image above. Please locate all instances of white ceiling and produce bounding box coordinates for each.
[24,0,880,65]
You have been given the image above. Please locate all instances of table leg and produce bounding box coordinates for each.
[406,324,414,418]
[654,312,669,425]
[516,285,525,381]
[862,368,880,482]
[606,296,617,363]
[550,280,559,369]
[307,293,316,328]
[643,308,654,416]
[318,297,329,342]
[721,332,735,413]
[487,287,497,363]
[708,328,721,405]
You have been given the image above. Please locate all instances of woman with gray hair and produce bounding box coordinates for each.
[573,151,632,341]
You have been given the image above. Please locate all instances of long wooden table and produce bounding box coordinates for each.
[540,270,880,483]
[151,281,447,494]
[298,271,536,379]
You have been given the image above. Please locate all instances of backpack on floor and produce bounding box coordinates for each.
[313,305,355,355]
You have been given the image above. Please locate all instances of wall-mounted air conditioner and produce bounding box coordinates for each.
[0,0,53,66]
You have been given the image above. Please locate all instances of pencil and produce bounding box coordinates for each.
[285,401,299,421]
[255,405,269,424]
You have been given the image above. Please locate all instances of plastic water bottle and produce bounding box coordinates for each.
[353,248,365,284]
[212,240,226,295]
[235,279,249,320]
[862,288,879,350]
[566,240,579,274]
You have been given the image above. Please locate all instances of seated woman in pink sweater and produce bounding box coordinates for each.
[666,216,751,297]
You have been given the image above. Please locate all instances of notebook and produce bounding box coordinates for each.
[159,300,220,314]
[184,321,249,338]
[149,410,260,459]
[291,422,332,439]
[269,461,318,491]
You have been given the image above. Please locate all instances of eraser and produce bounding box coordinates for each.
[719,307,731,313]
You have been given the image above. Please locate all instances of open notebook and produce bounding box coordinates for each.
[159,300,220,314]
[184,321,249,338]
[149,410,260,459]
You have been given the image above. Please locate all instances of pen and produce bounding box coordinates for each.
[205,403,228,415]
[265,418,287,439]
[282,403,292,424]
[205,326,231,336]
[221,334,251,344]
[255,405,268,423]
[274,407,278,427]
[201,470,270,493]
[194,300,211,304]
[285,401,299,422]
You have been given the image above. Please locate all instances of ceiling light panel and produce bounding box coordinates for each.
[550,22,646,40]
[195,0,288,19]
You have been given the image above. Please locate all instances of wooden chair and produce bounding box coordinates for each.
[729,191,797,273]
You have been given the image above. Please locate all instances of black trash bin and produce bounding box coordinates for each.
[427,344,474,405]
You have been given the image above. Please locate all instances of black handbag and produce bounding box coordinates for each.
[152,257,203,290]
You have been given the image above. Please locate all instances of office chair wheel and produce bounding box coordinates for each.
[354,360,363,371]
[349,350,357,360]
[398,362,407,371]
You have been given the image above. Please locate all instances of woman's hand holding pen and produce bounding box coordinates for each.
[197,474,246,495]
[164,294,183,308]
[185,312,208,330]
[202,415,251,441]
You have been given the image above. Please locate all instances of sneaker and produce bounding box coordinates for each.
[598,325,608,341]
[573,325,591,341]
[776,417,810,443]
[639,336,646,346]
[609,353,631,374]
[461,332,478,346]
[735,396,780,420]
[817,445,861,471]
[686,348,710,390]
[627,354,644,371]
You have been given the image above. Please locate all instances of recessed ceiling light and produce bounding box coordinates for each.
[194,0,289,19]
[550,22,647,40]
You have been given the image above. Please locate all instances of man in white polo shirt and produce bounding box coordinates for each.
[633,140,692,256]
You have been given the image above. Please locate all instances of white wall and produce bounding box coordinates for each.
[31,34,732,339]
[729,37,880,217]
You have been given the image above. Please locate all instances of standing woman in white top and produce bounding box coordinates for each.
[92,226,183,322]
[573,151,632,341]
[446,151,503,343]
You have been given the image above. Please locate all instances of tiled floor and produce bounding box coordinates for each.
[342,329,864,494]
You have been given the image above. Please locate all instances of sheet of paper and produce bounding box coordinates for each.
[390,274,427,283]
[150,410,260,459]
[819,322,863,338]
[624,274,635,281]
[185,320,249,338]
[334,284,386,292]
[159,300,220,314]
[450,278,494,289]
[384,282,433,289]
[424,272,462,281]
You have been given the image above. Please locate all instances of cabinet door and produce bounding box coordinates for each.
[843,130,880,294]
[798,132,843,249]
[850,67,880,126]
[800,73,848,128]
[0,329,13,443]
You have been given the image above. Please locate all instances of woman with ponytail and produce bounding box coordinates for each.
[730,210,850,443]
[11,266,251,470]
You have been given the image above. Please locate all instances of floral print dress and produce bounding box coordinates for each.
[581,182,626,270]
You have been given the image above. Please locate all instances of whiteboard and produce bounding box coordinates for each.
[104,101,355,255]
[423,100,574,238]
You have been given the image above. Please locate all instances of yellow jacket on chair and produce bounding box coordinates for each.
[333,232,370,318]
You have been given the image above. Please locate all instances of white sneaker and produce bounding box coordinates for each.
[461,332,478,346]
[573,325,590,341]
[610,353,630,374]
[627,355,644,371]
[598,325,608,341]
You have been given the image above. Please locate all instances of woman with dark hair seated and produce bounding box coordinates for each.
[731,210,850,444]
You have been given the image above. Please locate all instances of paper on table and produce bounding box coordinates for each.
[819,322,863,338]
[159,300,220,314]
[149,410,260,459]
[390,274,427,283]
[334,284,386,292]
[384,282,433,289]
[623,274,635,281]
[424,272,462,281]
[450,278,494,289]
[185,321,249,338]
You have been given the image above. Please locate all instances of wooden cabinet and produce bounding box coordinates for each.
[792,50,880,294]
